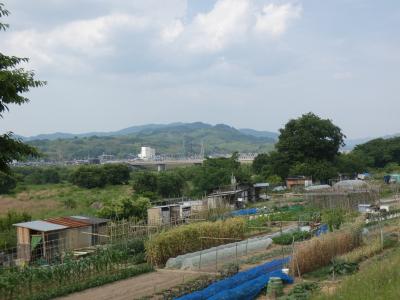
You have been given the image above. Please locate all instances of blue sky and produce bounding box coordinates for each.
[1,0,399,138]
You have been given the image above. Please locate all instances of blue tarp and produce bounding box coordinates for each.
[208,270,293,300]
[231,208,258,216]
[175,257,291,300]
[315,224,329,236]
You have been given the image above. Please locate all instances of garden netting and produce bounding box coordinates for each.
[166,234,273,270]
[175,257,291,300]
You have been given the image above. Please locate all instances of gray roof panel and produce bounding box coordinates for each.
[13,220,68,232]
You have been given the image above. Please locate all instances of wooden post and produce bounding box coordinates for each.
[42,232,46,260]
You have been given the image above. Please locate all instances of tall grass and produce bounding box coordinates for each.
[336,237,382,264]
[145,218,246,266]
[313,248,400,300]
[291,222,362,275]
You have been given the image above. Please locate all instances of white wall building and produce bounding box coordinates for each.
[138,146,155,160]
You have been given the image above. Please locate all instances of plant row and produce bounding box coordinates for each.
[145,218,246,266]
[0,239,150,300]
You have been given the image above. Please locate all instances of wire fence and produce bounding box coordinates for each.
[0,215,207,268]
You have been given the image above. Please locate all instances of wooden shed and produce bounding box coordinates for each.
[147,205,181,226]
[13,216,108,263]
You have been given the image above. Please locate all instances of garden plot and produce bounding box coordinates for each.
[166,227,297,271]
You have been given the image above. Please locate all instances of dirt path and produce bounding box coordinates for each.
[56,269,215,300]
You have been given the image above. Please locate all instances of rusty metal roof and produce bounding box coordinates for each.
[13,220,68,232]
[45,217,90,228]
[69,215,109,225]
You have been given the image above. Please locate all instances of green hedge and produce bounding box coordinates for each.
[272,230,311,245]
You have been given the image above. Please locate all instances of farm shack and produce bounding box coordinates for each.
[286,176,312,189]
[13,216,108,263]
[252,182,270,201]
[147,204,181,226]
[207,187,249,209]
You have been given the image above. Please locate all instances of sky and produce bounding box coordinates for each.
[0,0,399,139]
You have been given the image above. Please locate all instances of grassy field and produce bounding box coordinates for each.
[0,183,132,219]
[312,247,400,300]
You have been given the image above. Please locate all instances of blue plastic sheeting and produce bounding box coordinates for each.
[231,208,258,216]
[175,257,290,300]
[316,224,329,236]
[208,270,293,300]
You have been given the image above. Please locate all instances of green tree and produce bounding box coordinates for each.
[289,160,338,182]
[253,113,345,180]
[70,165,107,188]
[192,153,243,193]
[157,172,184,198]
[352,137,400,168]
[98,196,150,220]
[0,3,45,173]
[132,171,158,194]
[103,163,131,185]
[0,170,16,194]
[336,153,367,175]
[276,112,345,163]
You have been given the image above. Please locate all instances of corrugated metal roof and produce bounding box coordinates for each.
[254,183,269,188]
[13,220,68,232]
[46,217,90,228]
[70,215,109,225]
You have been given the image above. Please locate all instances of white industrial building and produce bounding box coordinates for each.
[138,146,156,160]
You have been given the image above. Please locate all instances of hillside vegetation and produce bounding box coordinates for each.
[25,123,276,160]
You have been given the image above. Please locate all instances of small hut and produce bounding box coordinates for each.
[13,216,108,263]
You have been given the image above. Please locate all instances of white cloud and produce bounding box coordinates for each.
[186,0,252,52]
[179,0,302,53]
[160,20,184,43]
[2,13,150,71]
[0,0,302,72]
[255,3,302,37]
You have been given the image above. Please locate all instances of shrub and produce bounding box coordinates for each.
[322,209,345,232]
[13,166,62,184]
[291,222,362,276]
[103,163,131,185]
[98,196,151,220]
[70,165,107,188]
[281,281,319,300]
[272,231,311,245]
[132,171,158,194]
[145,218,246,266]
[0,171,16,194]
[0,211,31,248]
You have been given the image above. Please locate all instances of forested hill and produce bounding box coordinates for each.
[25,122,277,161]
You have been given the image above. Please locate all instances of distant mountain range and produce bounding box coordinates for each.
[18,122,279,142]
[22,122,278,161]
[17,122,393,160]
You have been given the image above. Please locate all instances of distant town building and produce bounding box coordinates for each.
[99,153,115,162]
[138,146,156,160]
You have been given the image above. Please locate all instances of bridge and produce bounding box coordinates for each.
[103,155,256,171]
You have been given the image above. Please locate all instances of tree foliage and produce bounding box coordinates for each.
[157,172,184,198]
[253,113,346,182]
[192,153,250,193]
[352,137,400,169]
[0,170,16,194]
[98,196,151,220]
[132,171,158,195]
[0,3,45,173]
[70,165,107,189]
[70,164,131,188]
[103,163,131,185]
